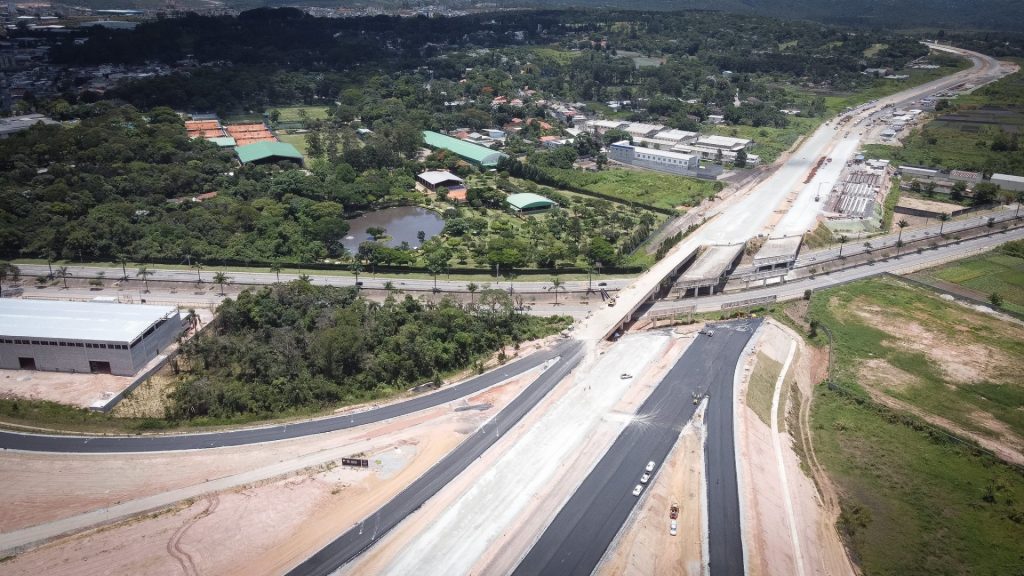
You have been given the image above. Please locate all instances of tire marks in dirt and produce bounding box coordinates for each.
[167,495,220,576]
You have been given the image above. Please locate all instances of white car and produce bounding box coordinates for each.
[640,473,650,484]
[645,461,655,472]
[670,520,678,536]
[620,373,633,379]
[632,484,643,496]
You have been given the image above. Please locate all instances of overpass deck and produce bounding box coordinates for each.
[676,244,745,289]
[752,235,803,268]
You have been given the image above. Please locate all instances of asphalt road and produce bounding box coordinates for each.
[0,340,579,453]
[512,320,758,576]
[286,340,585,576]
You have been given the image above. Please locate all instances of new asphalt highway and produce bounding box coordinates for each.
[512,320,758,576]
[286,340,585,576]
[0,339,579,453]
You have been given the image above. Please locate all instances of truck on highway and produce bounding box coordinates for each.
[670,502,679,519]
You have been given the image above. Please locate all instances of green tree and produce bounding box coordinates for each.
[467,281,479,307]
[989,292,1003,308]
[270,262,282,283]
[55,266,71,290]
[548,277,566,306]
[837,235,848,258]
[213,271,231,295]
[735,148,747,168]
[0,262,20,296]
[896,219,909,255]
[938,213,951,235]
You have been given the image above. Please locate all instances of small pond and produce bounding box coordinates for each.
[341,206,445,253]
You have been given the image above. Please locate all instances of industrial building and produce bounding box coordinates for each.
[0,113,57,139]
[608,141,699,176]
[992,173,1024,193]
[0,300,183,376]
[422,131,506,167]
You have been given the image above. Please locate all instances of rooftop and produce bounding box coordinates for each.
[422,131,506,166]
[654,129,698,142]
[235,141,303,163]
[0,300,178,343]
[418,170,464,186]
[506,192,556,211]
[0,114,58,136]
[695,135,750,149]
[992,173,1024,183]
[632,145,696,162]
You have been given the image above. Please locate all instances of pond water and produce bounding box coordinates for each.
[341,206,445,253]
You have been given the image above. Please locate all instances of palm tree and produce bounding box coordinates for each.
[118,255,129,281]
[191,261,203,283]
[136,266,151,293]
[55,266,71,290]
[548,277,566,306]
[896,219,909,255]
[467,282,479,307]
[351,261,363,289]
[213,271,231,295]
[383,281,397,297]
[1016,192,1024,219]
[837,235,849,258]
[270,262,282,283]
[427,262,443,293]
[938,213,951,235]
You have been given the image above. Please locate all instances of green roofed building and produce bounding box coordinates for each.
[423,131,506,167]
[210,136,237,148]
[507,192,556,213]
[235,141,304,166]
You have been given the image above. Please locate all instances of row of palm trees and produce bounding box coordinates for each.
[832,213,961,259]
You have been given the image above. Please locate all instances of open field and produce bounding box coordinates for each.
[544,167,722,211]
[917,241,1024,315]
[745,351,781,425]
[274,106,331,122]
[821,57,970,115]
[276,133,309,156]
[709,116,820,164]
[803,276,1024,575]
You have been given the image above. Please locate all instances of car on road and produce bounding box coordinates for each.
[620,373,633,379]
[646,461,655,472]
[670,519,678,536]
[632,484,643,496]
[640,473,650,484]
[670,502,679,519]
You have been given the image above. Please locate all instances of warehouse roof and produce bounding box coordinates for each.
[422,131,506,166]
[506,192,556,211]
[235,141,303,163]
[0,300,179,343]
[418,170,464,186]
[992,173,1024,183]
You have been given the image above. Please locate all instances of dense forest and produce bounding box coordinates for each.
[170,281,571,420]
[48,9,932,116]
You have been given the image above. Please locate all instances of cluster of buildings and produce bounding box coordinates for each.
[183,114,302,166]
[897,165,1024,194]
[423,130,507,167]
[582,119,759,167]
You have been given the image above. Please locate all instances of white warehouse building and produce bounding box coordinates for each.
[608,140,699,175]
[0,300,183,376]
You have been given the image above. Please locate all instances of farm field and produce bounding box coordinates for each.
[277,133,309,156]
[803,276,1024,575]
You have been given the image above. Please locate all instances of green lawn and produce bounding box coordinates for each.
[277,132,309,156]
[274,105,331,123]
[804,277,1024,575]
[544,167,722,211]
[922,246,1024,315]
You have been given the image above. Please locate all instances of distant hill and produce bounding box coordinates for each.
[523,0,1024,31]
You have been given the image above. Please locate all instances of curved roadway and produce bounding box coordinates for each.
[0,340,578,453]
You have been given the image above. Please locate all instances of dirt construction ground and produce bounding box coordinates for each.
[734,319,854,576]
[0,359,549,575]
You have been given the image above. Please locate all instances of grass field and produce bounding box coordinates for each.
[809,276,1024,440]
[276,133,309,156]
[709,116,821,164]
[746,351,781,425]
[274,105,331,123]
[800,221,836,250]
[545,167,722,211]
[804,277,1024,574]
[920,243,1024,315]
[812,388,1024,575]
